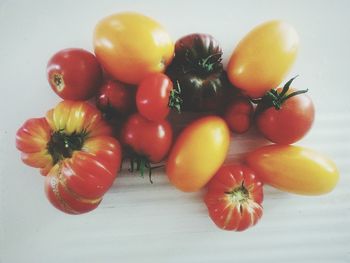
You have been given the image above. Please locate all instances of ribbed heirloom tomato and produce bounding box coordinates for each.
[204,164,264,231]
[93,12,174,85]
[166,116,230,192]
[227,20,299,98]
[16,101,122,214]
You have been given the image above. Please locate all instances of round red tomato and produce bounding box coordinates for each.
[223,96,253,133]
[255,77,315,144]
[204,164,263,231]
[96,79,136,118]
[121,113,173,163]
[136,73,176,121]
[47,48,103,100]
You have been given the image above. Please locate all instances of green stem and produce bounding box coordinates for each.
[253,76,307,111]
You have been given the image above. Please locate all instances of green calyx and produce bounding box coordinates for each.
[168,81,183,113]
[128,155,164,184]
[47,129,88,164]
[184,49,223,74]
[225,182,250,208]
[253,76,308,110]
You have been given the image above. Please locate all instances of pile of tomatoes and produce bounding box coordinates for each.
[16,12,339,231]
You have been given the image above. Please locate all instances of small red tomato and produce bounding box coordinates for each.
[47,48,103,100]
[204,164,264,231]
[96,80,136,117]
[121,113,173,163]
[255,77,315,144]
[136,73,179,121]
[223,97,253,133]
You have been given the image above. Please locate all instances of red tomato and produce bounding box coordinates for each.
[136,73,175,121]
[223,97,253,133]
[121,113,173,163]
[255,77,315,144]
[96,79,136,117]
[16,101,121,214]
[47,48,102,100]
[204,164,263,231]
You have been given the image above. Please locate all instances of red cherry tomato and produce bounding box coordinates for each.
[47,48,102,100]
[223,97,253,133]
[136,73,174,121]
[204,164,264,231]
[96,80,136,117]
[255,77,315,144]
[121,113,173,163]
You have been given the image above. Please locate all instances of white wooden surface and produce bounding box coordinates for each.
[1,0,350,262]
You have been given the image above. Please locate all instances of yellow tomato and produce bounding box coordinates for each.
[166,116,230,192]
[227,20,299,98]
[93,12,174,84]
[245,145,339,195]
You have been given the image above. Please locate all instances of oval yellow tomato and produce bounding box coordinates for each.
[166,116,230,192]
[93,12,174,85]
[245,145,339,195]
[227,20,299,98]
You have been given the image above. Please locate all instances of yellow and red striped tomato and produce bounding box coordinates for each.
[16,101,121,214]
[204,164,263,231]
[245,145,339,195]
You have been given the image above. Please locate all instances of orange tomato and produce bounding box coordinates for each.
[166,116,230,192]
[93,12,174,85]
[227,20,299,98]
[245,145,339,195]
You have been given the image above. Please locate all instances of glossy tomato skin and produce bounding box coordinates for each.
[256,88,315,144]
[121,113,173,163]
[227,20,299,98]
[16,101,121,214]
[47,48,102,100]
[93,12,174,85]
[136,73,173,121]
[166,116,230,192]
[204,164,263,231]
[96,79,136,117]
[166,33,231,112]
[224,97,253,133]
[245,145,339,195]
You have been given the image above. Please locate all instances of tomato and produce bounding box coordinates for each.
[227,20,299,98]
[16,101,121,214]
[255,77,315,144]
[166,116,230,192]
[96,79,136,118]
[93,12,174,85]
[166,33,230,112]
[223,96,253,133]
[121,113,173,163]
[204,164,263,231]
[136,73,178,121]
[47,48,103,100]
[245,145,339,195]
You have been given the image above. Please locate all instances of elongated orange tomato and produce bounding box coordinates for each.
[245,145,339,195]
[227,20,299,98]
[93,12,174,85]
[16,101,122,214]
[166,116,230,192]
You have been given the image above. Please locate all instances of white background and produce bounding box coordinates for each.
[1,0,350,262]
